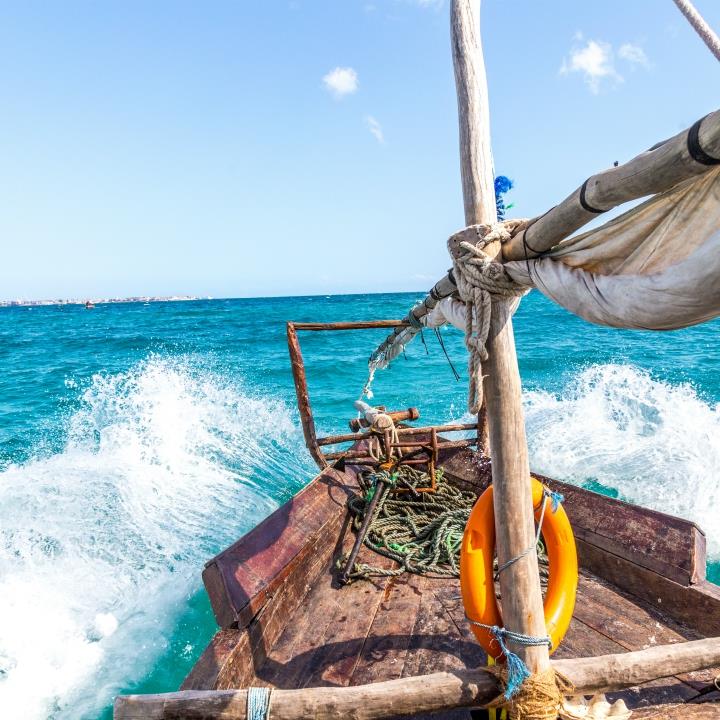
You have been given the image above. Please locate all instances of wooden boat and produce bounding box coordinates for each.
[115,319,720,719]
[115,2,720,718]
[182,443,720,718]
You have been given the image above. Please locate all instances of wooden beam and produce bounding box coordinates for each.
[451,0,549,674]
[286,322,326,468]
[293,321,409,331]
[372,108,720,364]
[114,637,720,719]
[502,109,720,261]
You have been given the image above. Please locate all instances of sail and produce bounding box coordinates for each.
[428,166,720,332]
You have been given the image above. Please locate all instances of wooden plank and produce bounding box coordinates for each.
[576,539,720,637]
[573,575,694,649]
[411,581,486,675]
[350,574,426,685]
[187,524,342,691]
[441,450,706,586]
[633,705,720,719]
[292,320,409,331]
[260,562,352,689]
[203,467,355,627]
[256,520,398,690]
[298,548,397,688]
[181,628,245,690]
[538,475,706,586]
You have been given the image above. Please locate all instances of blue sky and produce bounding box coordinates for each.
[0,0,717,300]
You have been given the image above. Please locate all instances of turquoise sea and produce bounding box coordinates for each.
[1,292,719,719]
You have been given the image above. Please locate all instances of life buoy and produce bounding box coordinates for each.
[460,477,577,660]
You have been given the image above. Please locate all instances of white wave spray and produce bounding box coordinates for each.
[0,356,311,720]
[524,364,720,561]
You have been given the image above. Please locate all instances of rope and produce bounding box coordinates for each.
[449,220,530,414]
[487,666,573,720]
[494,489,563,580]
[341,466,477,580]
[247,687,271,720]
[343,465,554,587]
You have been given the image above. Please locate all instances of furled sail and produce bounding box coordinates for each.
[428,165,720,332]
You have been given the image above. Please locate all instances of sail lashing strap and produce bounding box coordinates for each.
[688,115,720,165]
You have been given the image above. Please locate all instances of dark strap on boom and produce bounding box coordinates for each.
[688,116,720,166]
[579,178,605,213]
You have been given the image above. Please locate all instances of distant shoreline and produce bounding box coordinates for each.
[0,295,204,308]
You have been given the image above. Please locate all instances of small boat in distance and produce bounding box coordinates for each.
[85,300,95,309]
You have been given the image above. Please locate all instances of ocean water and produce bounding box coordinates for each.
[0,292,719,719]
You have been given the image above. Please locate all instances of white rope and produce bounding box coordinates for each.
[671,0,720,62]
[450,221,529,414]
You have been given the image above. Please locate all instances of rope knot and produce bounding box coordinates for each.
[448,220,530,414]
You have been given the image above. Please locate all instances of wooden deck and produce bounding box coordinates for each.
[183,448,720,717]
[224,540,720,714]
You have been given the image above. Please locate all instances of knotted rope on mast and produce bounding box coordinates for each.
[449,219,530,414]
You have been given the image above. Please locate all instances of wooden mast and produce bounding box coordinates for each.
[450,0,550,677]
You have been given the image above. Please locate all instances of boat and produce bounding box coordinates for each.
[114,2,720,718]
[114,319,720,719]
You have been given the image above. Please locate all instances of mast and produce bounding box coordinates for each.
[450,0,550,676]
[672,0,720,61]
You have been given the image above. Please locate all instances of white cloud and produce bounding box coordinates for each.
[322,67,358,98]
[560,36,650,94]
[365,115,384,143]
[560,39,622,94]
[618,43,650,67]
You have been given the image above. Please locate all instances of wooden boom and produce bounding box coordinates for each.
[369,108,720,361]
[114,637,720,719]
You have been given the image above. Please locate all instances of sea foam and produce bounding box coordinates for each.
[525,364,720,561]
[0,356,310,719]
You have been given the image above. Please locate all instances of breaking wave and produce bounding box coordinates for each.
[0,356,310,719]
[525,364,720,561]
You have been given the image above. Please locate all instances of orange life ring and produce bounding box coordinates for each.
[460,477,578,660]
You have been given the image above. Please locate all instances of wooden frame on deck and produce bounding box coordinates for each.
[286,320,480,469]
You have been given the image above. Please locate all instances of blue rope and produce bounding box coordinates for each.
[247,687,272,720]
[466,619,551,699]
[547,489,564,513]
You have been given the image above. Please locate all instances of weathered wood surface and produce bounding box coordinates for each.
[293,321,409,331]
[117,638,720,719]
[502,109,720,260]
[201,467,355,628]
[451,0,550,675]
[286,322,326,467]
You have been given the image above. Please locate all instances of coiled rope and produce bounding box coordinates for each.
[342,465,475,579]
[342,466,552,586]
